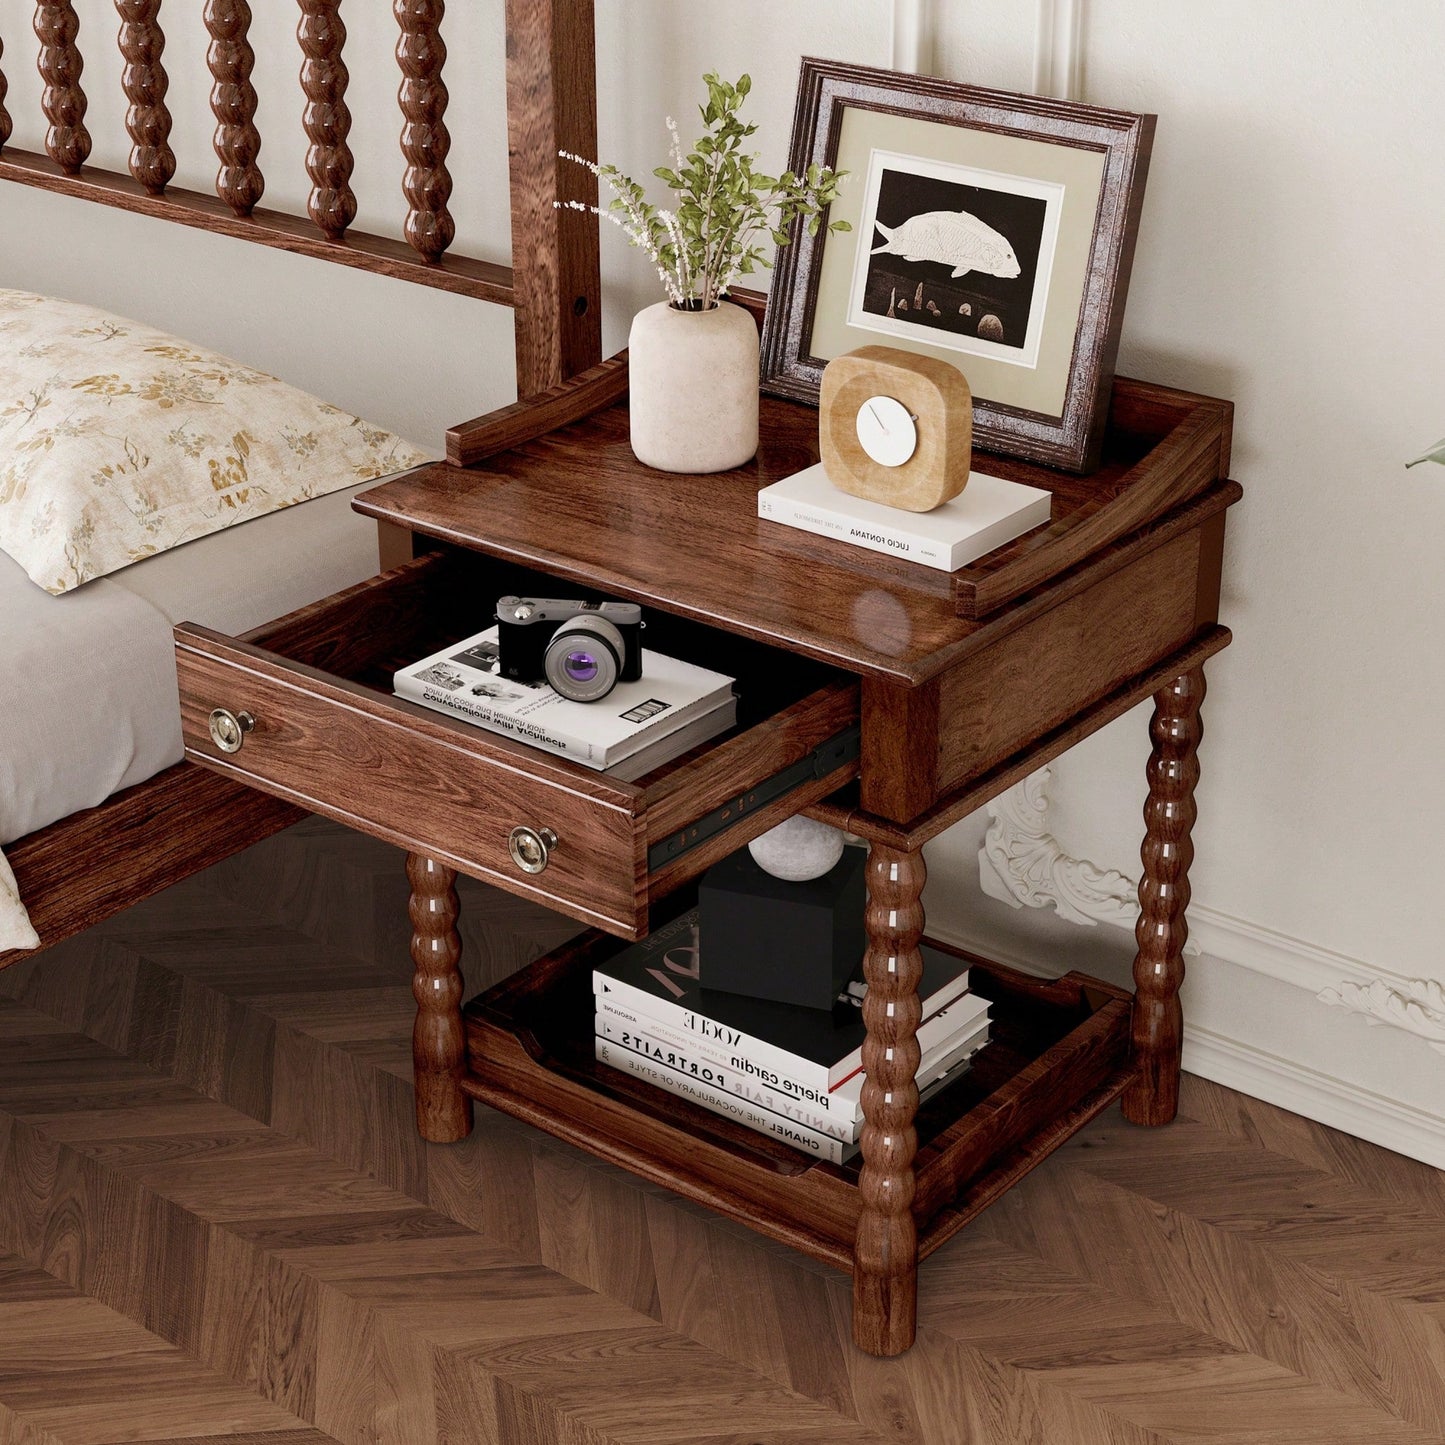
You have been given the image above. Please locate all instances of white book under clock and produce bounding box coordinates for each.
[758,462,1052,572]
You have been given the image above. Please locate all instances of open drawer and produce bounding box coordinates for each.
[174,549,860,938]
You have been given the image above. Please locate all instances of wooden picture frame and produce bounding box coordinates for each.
[760,59,1155,473]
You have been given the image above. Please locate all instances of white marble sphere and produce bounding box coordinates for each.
[747,816,847,882]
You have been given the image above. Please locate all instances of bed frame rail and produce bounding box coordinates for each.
[0,0,601,395]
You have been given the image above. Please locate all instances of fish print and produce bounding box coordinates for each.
[871,209,1021,281]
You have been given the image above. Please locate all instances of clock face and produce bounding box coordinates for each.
[855,394,918,468]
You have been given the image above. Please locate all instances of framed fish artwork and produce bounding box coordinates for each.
[759,59,1155,473]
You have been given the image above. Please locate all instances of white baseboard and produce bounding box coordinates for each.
[1188,904,1399,995]
[928,903,1445,1173]
[1181,1023,1445,1172]
[1189,905,1445,1055]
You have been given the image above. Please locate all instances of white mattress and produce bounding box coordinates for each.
[0,482,384,848]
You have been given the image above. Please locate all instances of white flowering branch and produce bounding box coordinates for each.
[553,73,848,312]
[559,195,684,304]
[558,154,687,304]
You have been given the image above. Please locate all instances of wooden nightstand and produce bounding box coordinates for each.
[174,360,1238,1355]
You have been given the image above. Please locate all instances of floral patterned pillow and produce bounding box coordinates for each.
[0,289,433,594]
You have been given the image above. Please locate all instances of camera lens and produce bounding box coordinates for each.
[562,649,599,684]
[545,616,624,702]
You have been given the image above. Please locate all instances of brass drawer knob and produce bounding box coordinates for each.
[508,825,558,875]
[208,707,256,755]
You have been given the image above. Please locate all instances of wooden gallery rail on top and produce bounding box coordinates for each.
[0,0,603,396]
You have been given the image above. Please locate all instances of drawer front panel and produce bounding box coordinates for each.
[178,638,648,936]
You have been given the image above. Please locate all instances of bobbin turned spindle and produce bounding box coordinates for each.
[299,0,356,239]
[395,0,455,263]
[407,852,472,1143]
[853,843,927,1356]
[116,0,175,195]
[35,1,91,174]
[203,0,264,216]
[0,34,13,153]
[1123,668,1205,1128]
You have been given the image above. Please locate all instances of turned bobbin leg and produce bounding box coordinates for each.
[407,852,472,1143]
[853,843,926,1356]
[1122,668,1205,1127]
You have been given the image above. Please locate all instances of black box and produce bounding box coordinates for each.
[697,844,867,1012]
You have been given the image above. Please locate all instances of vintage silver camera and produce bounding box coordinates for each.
[494,595,643,702]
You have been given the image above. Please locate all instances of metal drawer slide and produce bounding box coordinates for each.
[647,726,861,871]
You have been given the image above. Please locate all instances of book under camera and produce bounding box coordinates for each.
[394,625,736,776]
[758,462,1052,572]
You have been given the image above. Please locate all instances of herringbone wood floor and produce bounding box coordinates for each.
[0,818,1441,1444]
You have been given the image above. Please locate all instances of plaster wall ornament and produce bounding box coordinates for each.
[1318,977,1445,1054]
[982,773,1444,1058]
[978,767,1201,954]
[980,767,1136,928]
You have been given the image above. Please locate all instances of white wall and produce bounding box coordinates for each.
[923,1,1445,1161]
[3,3,1442,1155]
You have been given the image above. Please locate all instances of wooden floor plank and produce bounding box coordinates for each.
[0,1252,339,1445]
[971,1154,1445,1440]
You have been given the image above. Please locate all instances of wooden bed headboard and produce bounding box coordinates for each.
[0,0,602,398]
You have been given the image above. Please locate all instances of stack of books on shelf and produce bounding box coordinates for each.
[394,625,736,777]
[592,907,991,1164]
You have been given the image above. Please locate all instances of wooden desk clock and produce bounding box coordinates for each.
[820,345,973,513]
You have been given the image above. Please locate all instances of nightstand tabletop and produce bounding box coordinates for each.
[354,384,1235,687]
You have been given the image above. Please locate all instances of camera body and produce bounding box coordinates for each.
[495,595,643,703]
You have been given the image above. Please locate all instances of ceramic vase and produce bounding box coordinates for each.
[627,299,759,473]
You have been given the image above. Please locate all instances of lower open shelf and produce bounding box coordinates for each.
[462,929,1137,1271]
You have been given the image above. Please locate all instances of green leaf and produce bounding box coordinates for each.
[1406,436,1445,468]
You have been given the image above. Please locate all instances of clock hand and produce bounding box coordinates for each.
[867,403,889,435]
